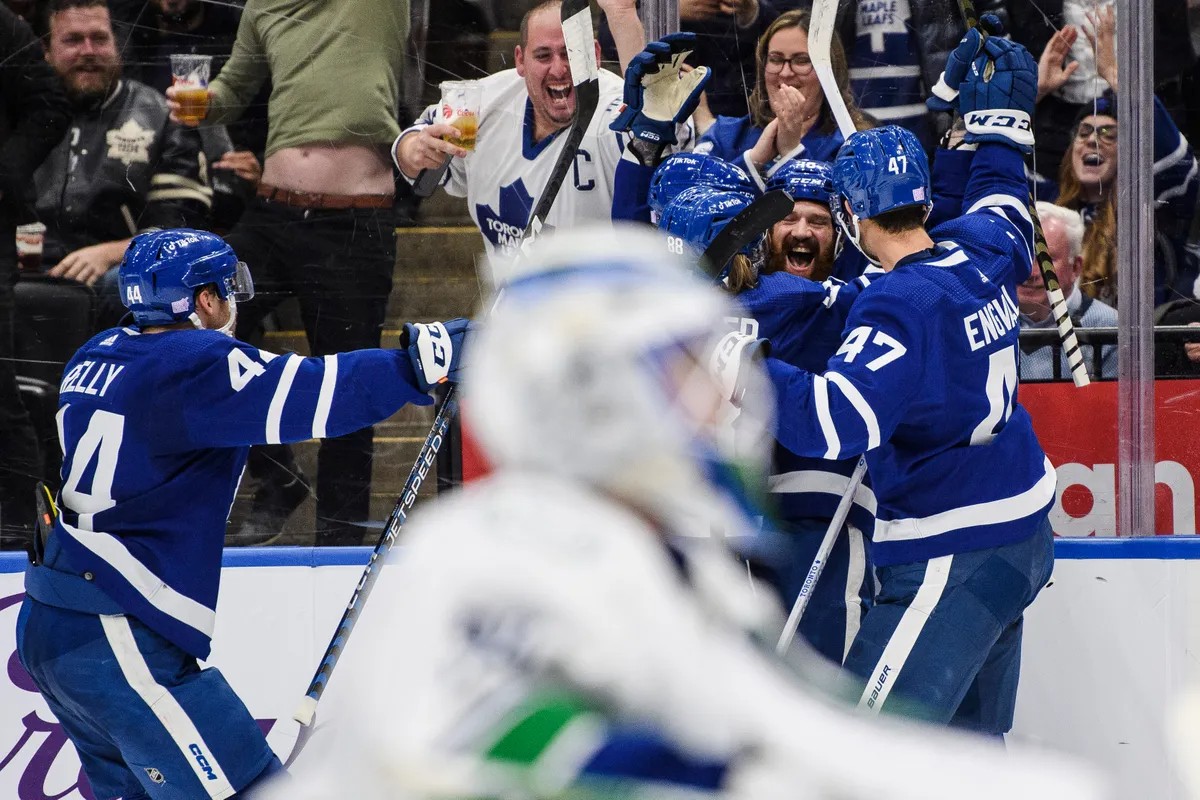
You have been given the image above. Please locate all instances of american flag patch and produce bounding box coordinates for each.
[171,298,190,313]
[913,187,926,201]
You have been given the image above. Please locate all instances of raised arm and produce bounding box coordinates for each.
[597,0,647,72]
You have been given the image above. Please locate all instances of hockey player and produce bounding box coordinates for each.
[758,31,1056,735]
[15,229,467,799]
[658,186,873,668]
[394,1,701,256]
[267,227,1104,800]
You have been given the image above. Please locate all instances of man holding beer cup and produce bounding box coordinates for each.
[165,0,412,548]
[393,0,670,256]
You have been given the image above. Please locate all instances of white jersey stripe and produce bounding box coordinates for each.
[874,457,1057,542]
[843,525,867,665]
[312,354,338,439]
[768,469,878,515]
[812,375,841,459]
[100,615,236,799]
[826,371,881,450]
[266,354,303,444]
[858,555,953,712]
[60,519,216,636]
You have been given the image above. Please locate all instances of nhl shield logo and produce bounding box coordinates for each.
[145,767,166,784]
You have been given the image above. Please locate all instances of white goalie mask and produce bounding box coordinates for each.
[467,226,777,537]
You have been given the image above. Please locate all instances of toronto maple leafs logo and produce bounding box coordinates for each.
[105,118,155,166]
[476,180,543,255]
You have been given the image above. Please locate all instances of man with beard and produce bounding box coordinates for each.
[0,1,69,549]
[31,0,210,317]
[762,159,869,283]
[394,0,657,256]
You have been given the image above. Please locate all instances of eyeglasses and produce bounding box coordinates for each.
[1076,122,1117,143]
[765,52,814,74]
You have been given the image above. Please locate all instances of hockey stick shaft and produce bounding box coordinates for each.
[776,457,867,655]
[289,0,601,739]
[957,2,1090,387]
[293,386,458,726]
[806,0,857,140]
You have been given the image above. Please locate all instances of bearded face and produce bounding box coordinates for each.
[766,200,838,281]
[46,6,121,105]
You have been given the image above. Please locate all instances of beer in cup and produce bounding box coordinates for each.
[438,81,481,152]
[170,54,212,124]
[16,222,45,272]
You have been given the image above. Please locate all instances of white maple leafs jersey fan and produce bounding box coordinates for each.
[401,69,690,256]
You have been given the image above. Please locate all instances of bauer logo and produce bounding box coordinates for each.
[865,664,891,709]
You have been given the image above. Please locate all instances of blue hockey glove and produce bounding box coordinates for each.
[401,317,469,393]
[959,36,1038,153]
[926,13,1004,113]
[610,33,711,165]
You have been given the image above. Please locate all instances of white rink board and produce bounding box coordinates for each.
[2,540,1198,799]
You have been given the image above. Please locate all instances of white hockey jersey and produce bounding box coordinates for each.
[401,69,662,256]
[273,473,1104,800]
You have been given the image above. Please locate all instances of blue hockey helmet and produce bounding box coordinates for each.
[765,159,835,207]
[832,125,931,221]
[118,228,254,327]
[648,153,756,221]
[658,185,761,281]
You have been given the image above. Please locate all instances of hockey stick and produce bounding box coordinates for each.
[768,0,856,172]
[775,457,867,655]
[285,0,601,762]
[699,189,793,278]
[957,0,1090,387]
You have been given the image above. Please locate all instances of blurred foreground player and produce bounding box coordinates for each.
[16,229,465,799]
[268,227,1104,800]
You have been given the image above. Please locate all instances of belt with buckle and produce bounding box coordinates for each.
[257,183,394,210]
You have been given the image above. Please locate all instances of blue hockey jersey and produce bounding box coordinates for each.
[26,327,431,658]
[731,272,876,534]
[766,143,1055,566]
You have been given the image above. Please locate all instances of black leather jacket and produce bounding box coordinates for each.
[33,79,211,267]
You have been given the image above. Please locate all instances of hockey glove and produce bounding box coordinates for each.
[959,36,1038,153]
[926,13,1004,113]
[610,33,711,166]
[401,317,469,393]
[711,331,771,407]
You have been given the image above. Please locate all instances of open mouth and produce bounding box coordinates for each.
[785,242,817,274]
[547,83,572,103]
[1082,153,1105,167]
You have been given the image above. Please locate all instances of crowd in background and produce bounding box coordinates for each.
[1,0,1199,548]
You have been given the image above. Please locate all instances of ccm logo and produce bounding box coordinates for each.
[965,111,1031,132]
[189,744,217,781]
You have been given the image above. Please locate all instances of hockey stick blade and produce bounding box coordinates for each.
[700,189,793,278]
[957,0,1090,387]
[808,0,856,139]
[519,0,599,248]
[772,0,854,169]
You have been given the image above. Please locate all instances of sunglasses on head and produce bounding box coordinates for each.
[1076,122,1117,142]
